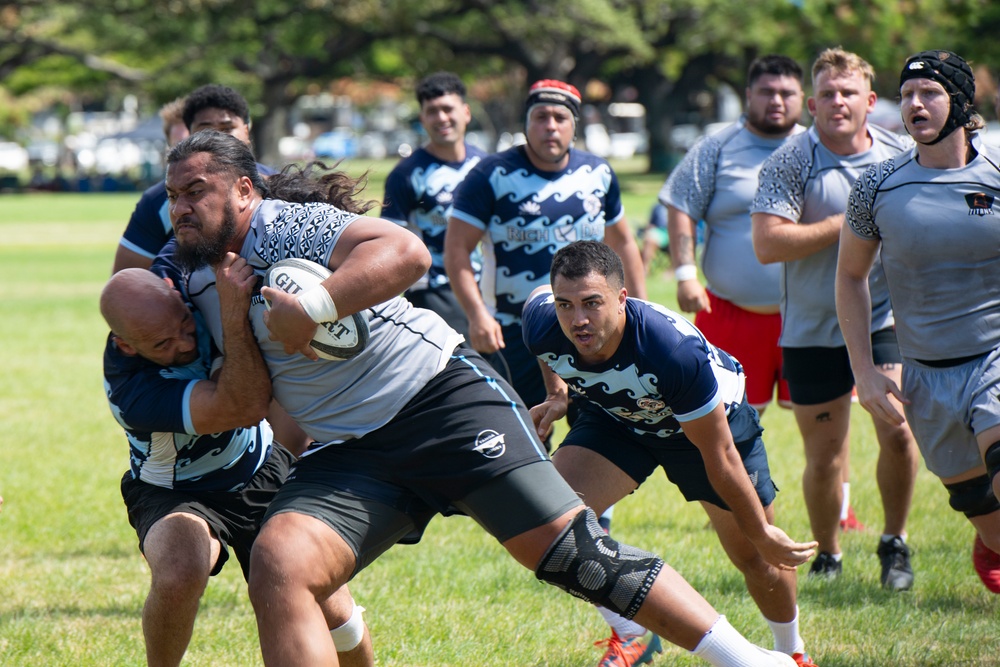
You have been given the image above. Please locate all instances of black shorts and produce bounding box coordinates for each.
[264,351,582,576]
[121,445,293,579]
[782,328,902,405]
[560,401,777,510]
[482,323,546,409]
[406,287,471,342]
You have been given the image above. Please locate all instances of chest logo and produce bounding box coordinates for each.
[583,194,602,218]
[520,200,542,216]
[637,398,665,412]
[965,192,995,216]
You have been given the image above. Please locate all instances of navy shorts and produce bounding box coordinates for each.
[559,401,777,511]
[783,328,902,405]
[121,444,293,579]
[483,323,547,410]
[264,351,582,576]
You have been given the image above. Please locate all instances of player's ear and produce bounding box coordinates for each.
[619,288,627,311]
[113,334,138,356]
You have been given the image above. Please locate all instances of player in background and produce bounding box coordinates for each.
[165,130,805,667]
[101,260,371,667]
[445,80,650,664]
[837,50,1000,594]
[381,72,487,340]
[525,240,819,667]
[751,48,920,590]
[112,84,273,274]
[445,79,646,413]
[661,54,804,418]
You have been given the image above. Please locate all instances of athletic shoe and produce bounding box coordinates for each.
[808,552,842,579]
[877,536,914,591]
[593,630,662,666]
[792,652,819,666]
[839,505,866,532]
[972,534,1000,594]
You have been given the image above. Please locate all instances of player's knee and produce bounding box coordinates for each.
[329,601,366,652]
[534,508,663,620]
[945,475,1000,518]
[150,559,210,604]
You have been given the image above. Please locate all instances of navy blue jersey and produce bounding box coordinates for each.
[382,144,486,291]
[451,146,624,326]
[522,289,747,442]
[103,286,272,492]
[119,163,275,261]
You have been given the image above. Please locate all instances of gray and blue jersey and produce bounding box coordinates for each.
[451,146,624,326]
[847,139,1000,360]
[522,289,749,443]
[752,124,912,347]
[660,117,803,307]
[188,199,463,453]
[103,312,272,493]
[382,144,486,291]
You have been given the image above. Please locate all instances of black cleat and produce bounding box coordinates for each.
[877,536,914,591]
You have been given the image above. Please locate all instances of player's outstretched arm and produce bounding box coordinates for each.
[682,403,816,569]
[530,363,570,441]
[666,206,710,313]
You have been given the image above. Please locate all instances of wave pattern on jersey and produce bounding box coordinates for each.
[411,162,483,287]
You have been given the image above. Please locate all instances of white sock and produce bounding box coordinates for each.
[841,483,851,520]
[597,605,647,639]
[692,615,791,666]
[765,606,804,655]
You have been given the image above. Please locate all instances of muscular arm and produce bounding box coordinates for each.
[751,211,843,264]
[261,217,432,359]
[112,245,154,273]
[666,206,709,313]
[189,253,271,433]
[682,402,815,568]
[604,218,647,300]
[444,217,504,353]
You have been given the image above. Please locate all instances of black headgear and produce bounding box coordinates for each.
[899,50,975,145]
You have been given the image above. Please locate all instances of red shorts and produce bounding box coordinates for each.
[694,291,789,409]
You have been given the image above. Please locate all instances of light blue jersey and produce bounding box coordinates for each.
[382,144,486,291]
[451,146,624,326]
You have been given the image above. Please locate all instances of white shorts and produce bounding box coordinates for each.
[902,347,1000,478]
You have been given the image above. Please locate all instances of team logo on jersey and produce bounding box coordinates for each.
[965,192,995,216]
[473,429,506,458]
[583,194,602,218]
[637,398,665,412]
[520,200,542,216]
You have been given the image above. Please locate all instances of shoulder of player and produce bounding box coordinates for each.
[869,124,915,153]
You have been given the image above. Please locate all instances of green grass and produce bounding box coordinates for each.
[0,165,993,666]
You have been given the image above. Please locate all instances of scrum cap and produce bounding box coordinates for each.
[899,50,975,145]
[525,79,582,127]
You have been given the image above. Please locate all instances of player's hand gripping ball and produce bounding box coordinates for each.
[263,258,369,360]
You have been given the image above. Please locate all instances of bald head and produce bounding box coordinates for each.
[101,269,199,366]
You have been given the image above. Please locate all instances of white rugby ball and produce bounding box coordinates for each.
[263,258,370,361]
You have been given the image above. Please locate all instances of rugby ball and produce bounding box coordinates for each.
[263,258,369,361]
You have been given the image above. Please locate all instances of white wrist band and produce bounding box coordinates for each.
[675,264,698,282]
[298,284,339,323]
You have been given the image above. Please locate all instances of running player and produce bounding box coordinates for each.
[750,48,920,590]
[837,49,1000,594]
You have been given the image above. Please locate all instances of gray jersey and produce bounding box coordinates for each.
[660,117,804,307]
[847,139,1000,360]
[752,124,912,347]
[189,199,464,451]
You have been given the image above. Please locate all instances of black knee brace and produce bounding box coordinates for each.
[535,508,663,619]
[946,475,1000,518]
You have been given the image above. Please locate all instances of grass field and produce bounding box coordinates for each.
[0,161,995,666]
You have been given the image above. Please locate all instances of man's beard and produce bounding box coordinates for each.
[175,200,239,271]
[748,109,797,136]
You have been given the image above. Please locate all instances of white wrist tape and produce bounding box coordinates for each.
[674,264,698,282]
[298,284,339,323]
[329,602,366,652]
